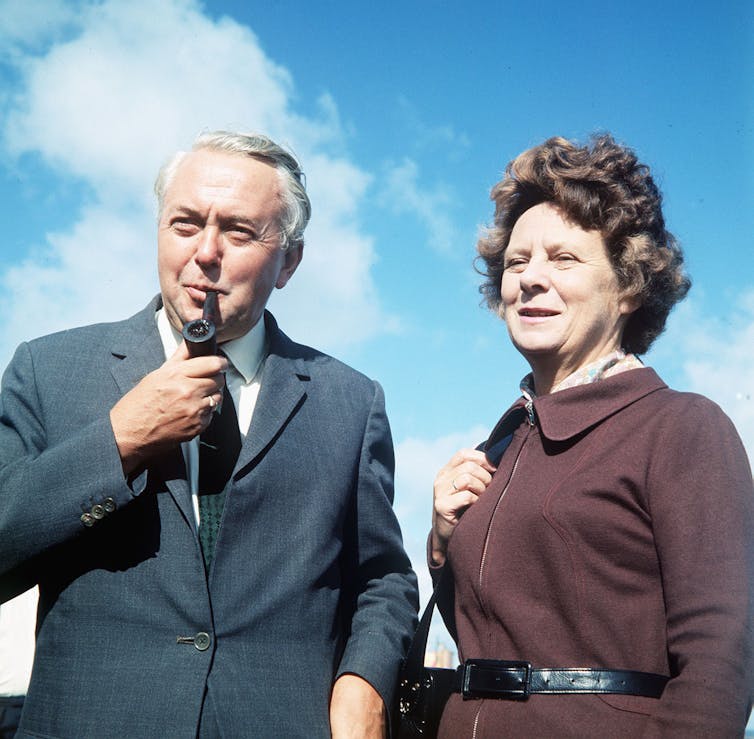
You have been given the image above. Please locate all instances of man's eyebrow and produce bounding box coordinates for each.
[165,207,273,234]
[167,205,203,219]
[219,215,281,237]
[168,208,257,225]
[219,215,260,228]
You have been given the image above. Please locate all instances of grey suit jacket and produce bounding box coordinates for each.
[0,296,418,738]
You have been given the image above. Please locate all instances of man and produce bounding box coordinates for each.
[0,131,418,738]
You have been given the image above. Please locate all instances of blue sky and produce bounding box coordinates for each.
[1,0,753,694]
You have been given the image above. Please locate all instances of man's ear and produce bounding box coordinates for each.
[276,244,303,289]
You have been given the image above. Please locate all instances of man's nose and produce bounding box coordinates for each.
[194,228,222,268]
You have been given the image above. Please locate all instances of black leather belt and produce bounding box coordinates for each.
[453,660,668,700]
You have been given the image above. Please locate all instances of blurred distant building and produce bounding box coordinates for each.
[425,641,455,668]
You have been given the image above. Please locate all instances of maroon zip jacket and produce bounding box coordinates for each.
[432,367,754,738]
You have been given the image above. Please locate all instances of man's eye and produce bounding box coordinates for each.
[171,220,199,236]
[227,228,255,244]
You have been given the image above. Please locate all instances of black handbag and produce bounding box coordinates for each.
[393,576,456,738]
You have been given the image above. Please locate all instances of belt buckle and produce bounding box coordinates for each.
[462,659,532,700]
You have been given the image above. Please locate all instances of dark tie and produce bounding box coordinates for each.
[198,382,241,569]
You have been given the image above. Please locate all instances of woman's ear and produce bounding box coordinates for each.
[618,290,641,316]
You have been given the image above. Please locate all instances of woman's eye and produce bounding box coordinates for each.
[504,258,527,271]
[554,253,577,265]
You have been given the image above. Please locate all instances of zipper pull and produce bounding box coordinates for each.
[525,399,535,426]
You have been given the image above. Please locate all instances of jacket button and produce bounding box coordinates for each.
[80,512,94,527]
[194,632,211,651]
[91,504,106,520]
[103,497,116,513]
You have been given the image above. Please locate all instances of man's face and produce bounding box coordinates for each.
[157,148,302,342]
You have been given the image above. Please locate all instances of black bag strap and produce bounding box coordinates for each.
[402,571,445,682]
[400,408,521,681]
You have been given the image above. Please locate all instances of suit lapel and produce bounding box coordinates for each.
[109,300,164,394]
[234,313,309,475]
[108,306,309,514]
[108,297,195,527]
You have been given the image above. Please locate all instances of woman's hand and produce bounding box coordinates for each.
[431,449,496,566]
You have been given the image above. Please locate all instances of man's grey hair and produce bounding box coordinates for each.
[154,131,311,250]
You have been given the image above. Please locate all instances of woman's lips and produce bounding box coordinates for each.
[519,307,558,317]
[518,307,559,324]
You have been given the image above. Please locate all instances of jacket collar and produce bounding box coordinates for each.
[106,296,192,523]
[106,297,313,475]
[108,295,166,393]
[485,367,667,454]
[232,310,311,474]
[106,298,313,522]
[534,367,666,441]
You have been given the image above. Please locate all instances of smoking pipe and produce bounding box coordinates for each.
[182,291,218,357]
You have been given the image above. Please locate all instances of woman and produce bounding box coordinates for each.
[430,134,754,737]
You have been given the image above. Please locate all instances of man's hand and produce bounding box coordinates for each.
[431,448,496,566]
[110,341,227,473]
[330,674,386,739]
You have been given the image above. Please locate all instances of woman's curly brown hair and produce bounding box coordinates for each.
[477,134,690,354]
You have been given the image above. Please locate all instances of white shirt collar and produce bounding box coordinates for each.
[155,307,267,384]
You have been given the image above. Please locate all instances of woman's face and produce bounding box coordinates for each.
[501,202,637,390]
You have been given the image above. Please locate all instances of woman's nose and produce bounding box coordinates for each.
[519,259,550,292]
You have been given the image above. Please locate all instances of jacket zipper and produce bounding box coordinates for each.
[471,708,482,739]
[477,406,534,596]
[472,403,535,739]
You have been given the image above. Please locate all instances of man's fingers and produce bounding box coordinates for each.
[168,341,228,377]
[184,356,228,379]
[170,341,191,361]
[202,392,224,416]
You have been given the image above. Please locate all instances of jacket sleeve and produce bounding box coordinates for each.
[0,341,138,600]
[334,381,419,708]
[643,394,754,737]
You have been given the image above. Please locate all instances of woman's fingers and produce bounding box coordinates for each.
[445,447,496,473]
[448,467,492,495]
[431,448,498,565]
[436,450,495,497]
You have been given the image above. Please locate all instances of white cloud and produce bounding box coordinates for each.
[379,157,458,255]
[396,96,471,154]
[1,203,157,369]
[0,0,80,53]
[658,294,754,459]
[0,0,396,369]
[269,151,404,343]
[3,0,296,191]
[394,425,488,658]
[394,427,488,599]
